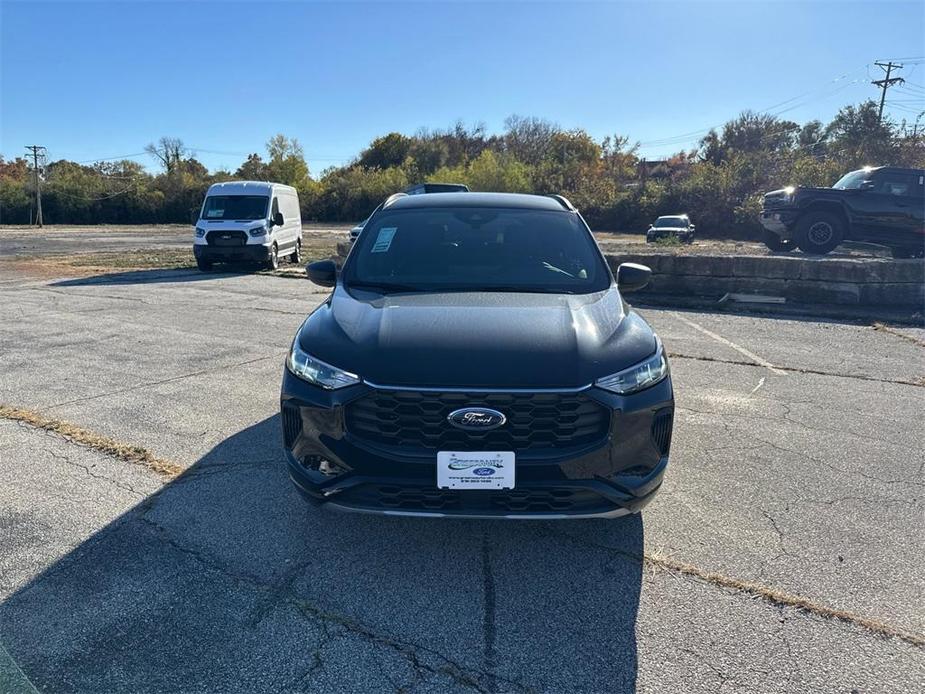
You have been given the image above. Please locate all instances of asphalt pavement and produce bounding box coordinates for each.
[0,262,922,693]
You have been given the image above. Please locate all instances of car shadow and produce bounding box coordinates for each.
[50,266,270,287]
[0,415,644,693]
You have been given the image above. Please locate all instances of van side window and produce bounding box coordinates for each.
[271,197,281,220]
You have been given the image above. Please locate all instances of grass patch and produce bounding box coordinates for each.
[0,404,183,479]
[3,236,342,278]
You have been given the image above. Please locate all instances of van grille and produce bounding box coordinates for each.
[206,230,247,246]
[344,389,610,453]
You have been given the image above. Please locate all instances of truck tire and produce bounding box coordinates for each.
[266,243,279,271]
[763,231,796,252]
[196,257,213,272]
[795,212,843,255]
[290,239,302,264]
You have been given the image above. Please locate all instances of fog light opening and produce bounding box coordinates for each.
[300,454,346,477]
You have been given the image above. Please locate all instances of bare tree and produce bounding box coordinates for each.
[145,137,188,174]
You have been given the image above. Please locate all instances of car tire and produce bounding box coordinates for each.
[290,239,302,264]
[196,257,213,272]
[267,243,279,271]
[795,212,843,255]
[763,231,796,253]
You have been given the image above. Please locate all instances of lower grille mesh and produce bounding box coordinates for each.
[651,408,673,456]
[282,405,303,448]
[339,485,613,515]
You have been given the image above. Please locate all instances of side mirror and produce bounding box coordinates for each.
[272,211,285,227]
[306,259,336,287]
[689,224,696,230]
[617,262,651,292]
[859,180,875,191]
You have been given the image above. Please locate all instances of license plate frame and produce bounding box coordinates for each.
[437,451,515,490]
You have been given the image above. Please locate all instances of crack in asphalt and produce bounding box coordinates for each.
[132,513,534,694]
[6,400,925,681]
[872,323,925,348]
[44,354,283,410]
[481,531,499,693]
[40,441,144,499]
[668,351,924,387]
[549,529,925,648]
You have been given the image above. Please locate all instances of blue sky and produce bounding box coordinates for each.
[2,1,923,174]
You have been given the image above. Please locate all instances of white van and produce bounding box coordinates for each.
[193,181,302,271]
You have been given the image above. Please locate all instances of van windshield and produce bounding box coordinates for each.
[344,207,611,294]
[202,195,269,221]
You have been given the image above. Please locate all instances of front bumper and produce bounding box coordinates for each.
[760,209,798,237]
[279,369,675,519]
[193,243,270,263]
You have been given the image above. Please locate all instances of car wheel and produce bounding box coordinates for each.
[763,231,796,253]
[267,243,279,271]
[290,239,302,264]
[196,257,213,272]
[795,213,843,255]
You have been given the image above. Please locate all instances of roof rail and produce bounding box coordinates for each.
[383,192,409,208]
[548,194,576,211]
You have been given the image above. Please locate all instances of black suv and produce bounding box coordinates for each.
[281,192,674,518]
[760,166,925,257]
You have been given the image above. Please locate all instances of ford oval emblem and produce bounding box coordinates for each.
[447,407,507,431]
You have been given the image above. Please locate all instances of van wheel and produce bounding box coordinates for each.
[267,244,279,271]
[763,231,796,252]
[196,258,213,272]
[795,212,843,255]
[290,240,302,264]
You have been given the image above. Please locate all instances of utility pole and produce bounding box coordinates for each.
[872,61,904,123]
[25,145,46,227]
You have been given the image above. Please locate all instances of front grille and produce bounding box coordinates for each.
[345,390,610,453]
[282,404,303,448]
[651,408,673,456]
[206,229,247,246]
[337,484,613,515]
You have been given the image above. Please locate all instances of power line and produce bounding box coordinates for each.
[873,61,905,122]
[24,145,46,227]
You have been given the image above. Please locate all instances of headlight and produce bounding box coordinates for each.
[195,227,205,237]
[249,226,267,237]
[595,338,669,395]
[287,341,360,389]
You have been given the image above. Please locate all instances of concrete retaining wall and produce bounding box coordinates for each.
[336,240,923,308]
[605,253,925,308]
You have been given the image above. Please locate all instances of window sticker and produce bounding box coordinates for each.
[371,227,397,253]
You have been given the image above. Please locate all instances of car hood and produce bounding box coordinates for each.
[650,227,687,232]
[296,286,658,388]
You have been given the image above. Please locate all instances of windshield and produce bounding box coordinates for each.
[654,217,687,228]
[832,170,869,190]
[201,195,269,221]
[344,207,611,294]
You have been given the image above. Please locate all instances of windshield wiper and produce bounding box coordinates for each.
[347,281,425,293]
[542,262,575,278]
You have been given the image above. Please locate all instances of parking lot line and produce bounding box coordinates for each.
[670,312,788,376]
[0,639,39,694]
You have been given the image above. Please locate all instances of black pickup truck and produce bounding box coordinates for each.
[760,166,925,257]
